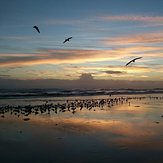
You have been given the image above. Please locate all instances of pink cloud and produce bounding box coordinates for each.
[99,15,163,24]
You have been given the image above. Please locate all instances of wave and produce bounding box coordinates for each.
[0,88,163,99]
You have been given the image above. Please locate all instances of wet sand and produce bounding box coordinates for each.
[0,94,163,163]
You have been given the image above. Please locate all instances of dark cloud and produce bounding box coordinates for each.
[65,74,73,77]
[104,70,126,74]
[0,74,11,78]
[78,73,94,81]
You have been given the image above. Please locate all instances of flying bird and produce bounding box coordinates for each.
[63,37,72,43]
[33,25,40,33]
[125,57,142,66]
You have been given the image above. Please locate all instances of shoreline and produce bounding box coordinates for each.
[1,94,163,119]
[0,91,163,99]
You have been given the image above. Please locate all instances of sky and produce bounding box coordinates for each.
[0,0,163,88]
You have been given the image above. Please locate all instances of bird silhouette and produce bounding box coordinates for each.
[125,57,142,66]
[33,26,40,33]
[63,37,72,43]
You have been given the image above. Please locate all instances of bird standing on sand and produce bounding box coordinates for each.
[33,25,40,33]
[125,57,142,66]
[63,37,72,43]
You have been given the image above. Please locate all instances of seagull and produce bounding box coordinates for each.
[33,25,40,33]
[125,57,142,66]
[63,37,72,43]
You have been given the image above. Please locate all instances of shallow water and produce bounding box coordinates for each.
[0,94,163,163]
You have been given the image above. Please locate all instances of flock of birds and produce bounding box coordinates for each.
[2,97,128,120]
[33,25,142,66]
[0,97,130,120]
[0,96,163,121]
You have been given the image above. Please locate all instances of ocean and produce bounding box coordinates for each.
[1,88,163,98]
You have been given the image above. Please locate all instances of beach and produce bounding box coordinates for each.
[0,93,163,163]
[1,0,163,162]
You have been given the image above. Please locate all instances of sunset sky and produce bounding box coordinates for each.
[0,0,163,83]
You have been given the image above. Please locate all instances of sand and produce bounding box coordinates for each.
[0,94,163,163]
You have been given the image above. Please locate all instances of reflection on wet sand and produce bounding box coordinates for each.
[0,95,163,119]
[0,95,163,163]
[0,96,130,118]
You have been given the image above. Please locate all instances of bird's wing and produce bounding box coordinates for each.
[36,27,40,33]
[126,57,142,66]
[69,37,72,39]
[33,26,40,33]
[134,57,142,60]
[125,60,133,66]
[63,39,66,43]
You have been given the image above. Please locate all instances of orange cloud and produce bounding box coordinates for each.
[0,49,122,68]
[0,47,163,82]
[103,32,163,45]
[65,65,151,73]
